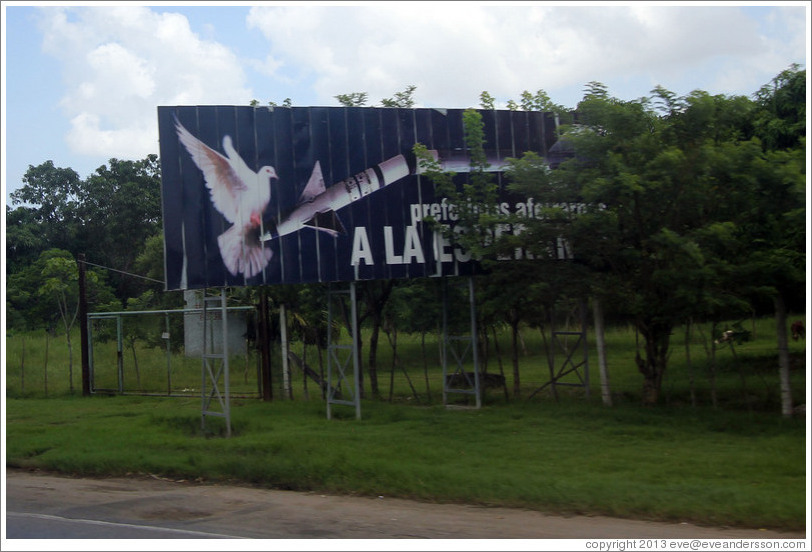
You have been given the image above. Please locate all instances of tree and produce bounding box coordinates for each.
[555,90,748,404]
[9,161,82,257]
[357,280,397,399]
[514,76,805,407]
[415,109,541,398]
[5,205,46,274]
[380,85,417,108]
[251,98,292,107]
[335,92,368,107]
[519,89,570,115]
[753,64,805,151]
[34,249,116,392]
[75,156,162,301]
[743,66,806,417]
[414,109,499,262]
[8,156,162,313]
[479,91,495,110]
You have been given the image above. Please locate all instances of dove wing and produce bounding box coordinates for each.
[222,135,258,191]
[175,120,247,224]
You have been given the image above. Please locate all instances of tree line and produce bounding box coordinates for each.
[5,67,806,412]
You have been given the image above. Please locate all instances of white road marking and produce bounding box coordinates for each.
[6,511,247,539]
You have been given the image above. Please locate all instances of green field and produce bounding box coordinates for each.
[4,315,809,530]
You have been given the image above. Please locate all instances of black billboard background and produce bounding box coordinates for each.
[158,106,558,291]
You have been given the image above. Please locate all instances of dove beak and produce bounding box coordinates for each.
[250,212,262,228]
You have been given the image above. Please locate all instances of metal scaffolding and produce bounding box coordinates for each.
[201,289,231,437]
[326,282,361,420]
[530,299,590,400]
[441,277,481,409]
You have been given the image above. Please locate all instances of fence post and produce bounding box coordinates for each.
[78,253,91,396]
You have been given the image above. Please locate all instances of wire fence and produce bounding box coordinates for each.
[6,309,806,414]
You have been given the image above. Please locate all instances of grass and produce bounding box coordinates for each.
[4,314,809,531]
[5,396,806,530]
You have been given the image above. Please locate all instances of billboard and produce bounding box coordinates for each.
[158,106,559,290]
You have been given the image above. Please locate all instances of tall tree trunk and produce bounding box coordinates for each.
[368,322,381,399]
[421,332,432,401]
[302,343,309,401]
[491,326,509,401]
[511,318,521,398]
[44,331,50,397]
[66,332,74,394]
[684,319,696,408]
[360,280,395,400]
[280,304,292,399]
[130,341,141,387]
[635,318,672,406]
[710,323,719,409]
[20,336,25,395]
[388,328,396,402]
[592,298,612,407]
[541,313,558,401]
[774,295,793,418]
[317,343,325,400]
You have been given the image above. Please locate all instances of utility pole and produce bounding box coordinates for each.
[78,253,91,396]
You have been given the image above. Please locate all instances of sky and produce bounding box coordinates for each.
[1,1,809,206]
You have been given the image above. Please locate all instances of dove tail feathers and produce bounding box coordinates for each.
[217,225,273,279]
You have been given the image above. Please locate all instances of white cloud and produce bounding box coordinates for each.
[27,2,806,165]
[246,4,806,108]
[36,6,254,158]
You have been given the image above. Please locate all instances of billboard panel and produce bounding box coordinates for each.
[158,106,558,290]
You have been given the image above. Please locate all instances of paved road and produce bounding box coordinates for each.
[4,469,806,541]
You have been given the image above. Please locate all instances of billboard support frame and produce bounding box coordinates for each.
[441,277,481,409]
[530,299,590,400]
[201,289,232,437]
[326,282,362,420]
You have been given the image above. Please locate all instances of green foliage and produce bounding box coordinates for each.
[532,74,802,403]
[335,92,368,107]
[6,249,116,333]
[6,156,161,330]
[7,161,82,268]
[414,109,500,262]
[479,91,495,110]
[251,98,293,108]
[380,85,417,108]
[439,70,805,405]
[753,64,805,151]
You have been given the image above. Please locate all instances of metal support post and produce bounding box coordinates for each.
[201,289,231,437]
[530,298,590,400]
[78,253,90,396]
[441,277,481,408]
[164,313,172,396]
[326,282,362,420]
[87,317,96,394]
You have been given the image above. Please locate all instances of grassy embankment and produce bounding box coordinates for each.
[5,316,808,530]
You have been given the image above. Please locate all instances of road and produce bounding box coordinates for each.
[3,469,806,541]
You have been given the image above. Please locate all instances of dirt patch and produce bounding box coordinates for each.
[5,469,807,540]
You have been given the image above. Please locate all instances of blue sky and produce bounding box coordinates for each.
[2,2,809,205]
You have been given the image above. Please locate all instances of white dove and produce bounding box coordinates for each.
[175,118,278,279]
